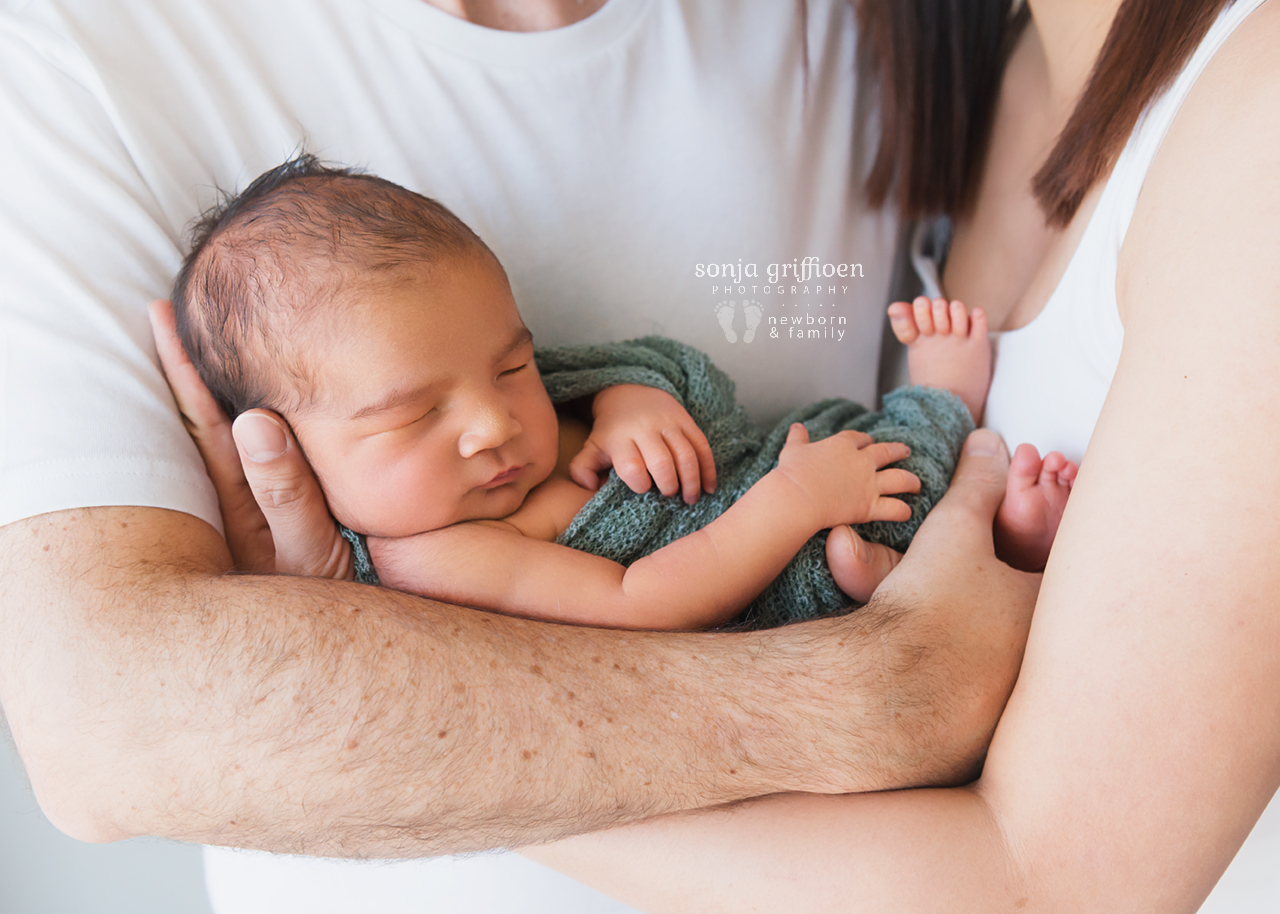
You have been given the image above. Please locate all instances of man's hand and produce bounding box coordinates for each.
[859,428,1041,782]
[569,384,717,504]
[148,299,352,578]
[0,426,1036,855]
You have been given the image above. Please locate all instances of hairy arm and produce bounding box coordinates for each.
[0,21,1033,861]
[373,427,915,630]
[528,9,1280,910]
[0,470,1031,855]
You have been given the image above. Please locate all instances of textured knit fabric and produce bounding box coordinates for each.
[347,336,972,629]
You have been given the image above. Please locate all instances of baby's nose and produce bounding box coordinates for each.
[457,401,521,458]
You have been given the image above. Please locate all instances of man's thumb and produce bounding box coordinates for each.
[944,429,1011,521]
[232,410,352,578]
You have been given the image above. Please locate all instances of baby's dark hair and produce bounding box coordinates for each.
[172,153,492,419]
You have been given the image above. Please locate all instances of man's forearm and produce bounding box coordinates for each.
[0,505,1002,856]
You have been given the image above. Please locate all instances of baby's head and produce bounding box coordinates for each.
[173,155,560,537]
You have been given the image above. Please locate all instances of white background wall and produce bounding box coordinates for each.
[1,718,212,914]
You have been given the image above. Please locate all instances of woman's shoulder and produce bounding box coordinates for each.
[1120,1,1280,314]
[1193,0,1280,119]
[1148,0,1280,180]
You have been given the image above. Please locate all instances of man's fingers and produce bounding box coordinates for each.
[233,410,353,580]
[932,429,1011,530]
[148,299,227,434]
[899,429,1020,574]
[150,299,278,571]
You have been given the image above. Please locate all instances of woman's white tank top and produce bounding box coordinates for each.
[976,0,1268,464]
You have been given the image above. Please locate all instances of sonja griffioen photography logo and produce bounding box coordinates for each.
[695,257,864,344]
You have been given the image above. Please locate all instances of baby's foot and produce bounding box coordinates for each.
[994,444,1078,572]
[888,296,991,424]
[715,301,738,343]
[741,300,763,342]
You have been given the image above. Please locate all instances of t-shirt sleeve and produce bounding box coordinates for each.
[0,19,220,531]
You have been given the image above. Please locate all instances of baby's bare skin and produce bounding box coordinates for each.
[890,295,1077,572]
[282,252,918,631]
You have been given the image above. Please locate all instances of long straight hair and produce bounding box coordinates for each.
[856,0,1233,224]
[1031,0,1231,225]
[856,0,1019,220]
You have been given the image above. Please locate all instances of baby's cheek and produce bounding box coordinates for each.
[311,455,407,536]
[319,474,380,535]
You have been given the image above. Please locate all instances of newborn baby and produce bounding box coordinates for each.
[173,155,1074,630]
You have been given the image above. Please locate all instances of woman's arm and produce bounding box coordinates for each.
[527,7,1280,909]
[371,426,917,630]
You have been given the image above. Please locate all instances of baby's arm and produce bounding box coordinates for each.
[371,426,918,630]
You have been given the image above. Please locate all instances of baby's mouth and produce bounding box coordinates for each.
[481,464,526,489]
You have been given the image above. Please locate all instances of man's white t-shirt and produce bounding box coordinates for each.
[0,0,893,910]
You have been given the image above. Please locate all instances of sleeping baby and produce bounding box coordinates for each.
[172,155,1075,631]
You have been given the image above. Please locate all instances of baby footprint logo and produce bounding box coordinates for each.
[741,300,763,342]
[715,300,738,343]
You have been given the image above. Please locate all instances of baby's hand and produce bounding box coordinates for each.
[570,385,717,505]
[774,423,920,530]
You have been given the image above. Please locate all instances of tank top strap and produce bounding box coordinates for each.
[981,0,1269,463]
[1107,0,1269,249]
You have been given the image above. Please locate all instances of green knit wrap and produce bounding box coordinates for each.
[534,336,973,628]
[343,337,972,628]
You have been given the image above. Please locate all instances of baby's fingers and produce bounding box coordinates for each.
[862,441,912,468]
[875,467,921,496]
[682,422,717,495]
[784,423,811,449]
[662,429,705,505]
[636,435,680,498]
[568,439,611,491]
[611,440,654,494]
[866,496,914,523]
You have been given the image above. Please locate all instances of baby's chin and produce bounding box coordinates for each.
[345,481,538,539]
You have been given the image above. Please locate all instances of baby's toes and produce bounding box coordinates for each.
[949,299,970,336]
[969,306,988,339]
[1040,452,1079,487]
[888,301,920,344]
[912,295,936,335]
[931,297,951,335]
[1008,442,1045,489]
[1043,450,1067,470]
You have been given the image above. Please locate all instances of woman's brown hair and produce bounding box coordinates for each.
[1032,0,1231,226]
[858,0,1233,225]
[856,0,1020,220]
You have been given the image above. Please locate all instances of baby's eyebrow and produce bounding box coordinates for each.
[347,382,435,422]
[346,328,534,421]
[497,326,535,360]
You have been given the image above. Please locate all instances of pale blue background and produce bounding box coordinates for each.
[1,717,212,914]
